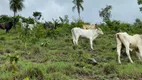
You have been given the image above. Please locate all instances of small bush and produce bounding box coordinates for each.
[31,46,41,54]
[5,49,12,53]
[103,63,118,75]
[14,67,44,80]
[72,45,77,50]
[0,37,5,40]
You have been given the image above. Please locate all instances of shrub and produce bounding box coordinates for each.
[0,37,5,40]
[14,67,44,80]
[103,63,118,75]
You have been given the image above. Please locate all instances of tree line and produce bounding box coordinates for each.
[0,0,140,28]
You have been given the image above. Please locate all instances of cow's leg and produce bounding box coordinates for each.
[116,38,122,64]
[6,29,9,33]
[73,37,76,45]
[71,30,76,45]
[90,39,94,50]
[125,44,133,63]
[72,35,76,45]
[75,35,79,45]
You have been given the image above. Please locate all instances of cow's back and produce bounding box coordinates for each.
[72,27,93,38]
[116,32,142,47]
[115,32,130,45]
[130,34,142,47]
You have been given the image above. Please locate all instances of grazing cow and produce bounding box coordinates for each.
[19,18,28,28]
[115,32,142,64]
[83,24,98,29]
[28,22,37,30]
[43,22,58,29]
[71,26,103,50]
[0,21,13,33]
[19,18,36,30]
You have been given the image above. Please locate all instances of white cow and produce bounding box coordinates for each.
[19,18,28,28]
[19,18,37,30]
[28,22,37,30]
[115,32,142,64]
[71,26,103,50]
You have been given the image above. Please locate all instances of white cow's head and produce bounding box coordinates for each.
[96,25,103,35]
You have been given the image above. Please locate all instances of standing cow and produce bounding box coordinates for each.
[115,32,142,64]
[0,21,13,33]
[71,26,103,50]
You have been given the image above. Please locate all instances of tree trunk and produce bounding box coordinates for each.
[78,13,80,20]
[14,11,16,28]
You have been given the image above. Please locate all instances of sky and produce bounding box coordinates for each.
[0,0,142,24]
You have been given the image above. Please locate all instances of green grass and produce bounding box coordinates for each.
[0,24,142,80]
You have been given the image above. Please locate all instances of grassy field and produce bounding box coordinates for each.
[0,23,142,80]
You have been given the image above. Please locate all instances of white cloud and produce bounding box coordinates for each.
[0,0,142,23]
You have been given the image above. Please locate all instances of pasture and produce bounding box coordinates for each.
[0,21,142,80]
[1,0,142,79]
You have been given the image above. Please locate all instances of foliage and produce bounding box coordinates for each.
[6,51,20,72]
[33,11,42,22]
[0,1,142,79]
[134,18,142,28]
[72,0,84,19]
[19,16,34,24]
[138,0,142,12]
[9,0,25,13]
[52,18,60,25]
[99,5,112,22]
[0,15,12,23]
[59,15,69,24]
[9,0,25,27]
[27,17,35,24]
[1,14,142,79]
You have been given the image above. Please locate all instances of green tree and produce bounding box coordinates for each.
[59,15,69,24]
[33,11,42,22]
[138,0,142,12]
[52,18,60,25]
[99,5,112,22]
[134,18,142,28]
[0,15,12,23]
[9,0,24,27]
[135,18,141,24]
[28,17,35,24]
[72,0,84,20]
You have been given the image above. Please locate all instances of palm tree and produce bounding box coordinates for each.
[33,11,42,22]
[9,0,24,27]
[72,0,84,20]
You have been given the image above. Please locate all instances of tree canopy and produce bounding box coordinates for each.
[99,5,112,22]
[33,11,42,22]
[72,0,84,20]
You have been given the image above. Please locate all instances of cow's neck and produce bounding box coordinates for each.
[92,30,99,39]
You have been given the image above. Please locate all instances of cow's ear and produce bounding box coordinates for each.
[95,24,98,29]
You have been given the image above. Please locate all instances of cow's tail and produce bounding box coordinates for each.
[115,33,121,42]
[115,33,124,46]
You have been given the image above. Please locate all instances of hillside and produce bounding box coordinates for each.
[0,22,142,80]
